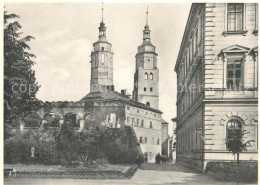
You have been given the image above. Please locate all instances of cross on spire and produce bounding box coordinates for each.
[146,6,149,25]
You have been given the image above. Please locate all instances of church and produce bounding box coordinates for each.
[21,7,169,163]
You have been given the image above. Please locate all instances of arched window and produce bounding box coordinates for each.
[145,73,148,80]
[101,47,104,51]
[149,73,153,80]
[146,102,150,107]
[226,118,242,149]
[44,112,60,127]
[65,113,78,127]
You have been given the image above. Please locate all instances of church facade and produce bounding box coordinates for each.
[19,7,168,163]
[174,3,258,171]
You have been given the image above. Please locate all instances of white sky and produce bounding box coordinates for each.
[5,3,191,134]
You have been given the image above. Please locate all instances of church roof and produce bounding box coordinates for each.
[81,90,162,114]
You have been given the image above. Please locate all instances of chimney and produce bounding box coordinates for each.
[121,89,126,95]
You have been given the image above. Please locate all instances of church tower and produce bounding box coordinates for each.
[90,3,113,92]
[133,7,159,109]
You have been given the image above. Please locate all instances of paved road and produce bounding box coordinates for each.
[4,163,241,185]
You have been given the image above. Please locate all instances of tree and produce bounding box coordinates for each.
[4,11,40,135]
[56,112,106,166]
[225,130,254,163]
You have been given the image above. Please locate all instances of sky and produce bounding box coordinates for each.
[5,3,191,134]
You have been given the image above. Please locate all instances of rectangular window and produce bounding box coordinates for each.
[227,3,244,31]
[141,120,144,127]
[189,43,192,64]
[227,57,244,90]
[195,29,198,53]
[140,137,143,144]
[186,52,189,70]
[150,122,153,129]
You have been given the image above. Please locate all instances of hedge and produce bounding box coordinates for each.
[205,161,258,183]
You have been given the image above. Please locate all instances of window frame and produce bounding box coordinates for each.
[226,118,243,150]
[227,3,244,31]
[224,3,247,36]
[226,57,244,91]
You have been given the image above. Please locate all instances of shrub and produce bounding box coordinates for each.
[206,161,258,183]
[4,129,60,164]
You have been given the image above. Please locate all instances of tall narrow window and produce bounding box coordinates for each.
[227,3,244,31]
[189,43,192,64]
[101,53,105,65]
[195,29,198,53]
[141,120,144,127]
[226,119,242,149]
[144,87,146,92]
[145,137,147,144]
[157,139,160,145]
[150,122,153,129]
[140,137,143,144]
[149,73,153,80]
[150,87,153,92]
[227,57,243,90]
[145,73,148,80]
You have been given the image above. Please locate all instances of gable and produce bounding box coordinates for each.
[222,44,250,53]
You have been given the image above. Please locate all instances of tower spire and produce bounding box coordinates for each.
[143,6,151,42]
[98,2,106,39]
[146,6,149,26]
[102,2,104,22]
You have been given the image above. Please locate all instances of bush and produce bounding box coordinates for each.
[4,129,60,164]
[96,158,108,165]
[206,161,258,183]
